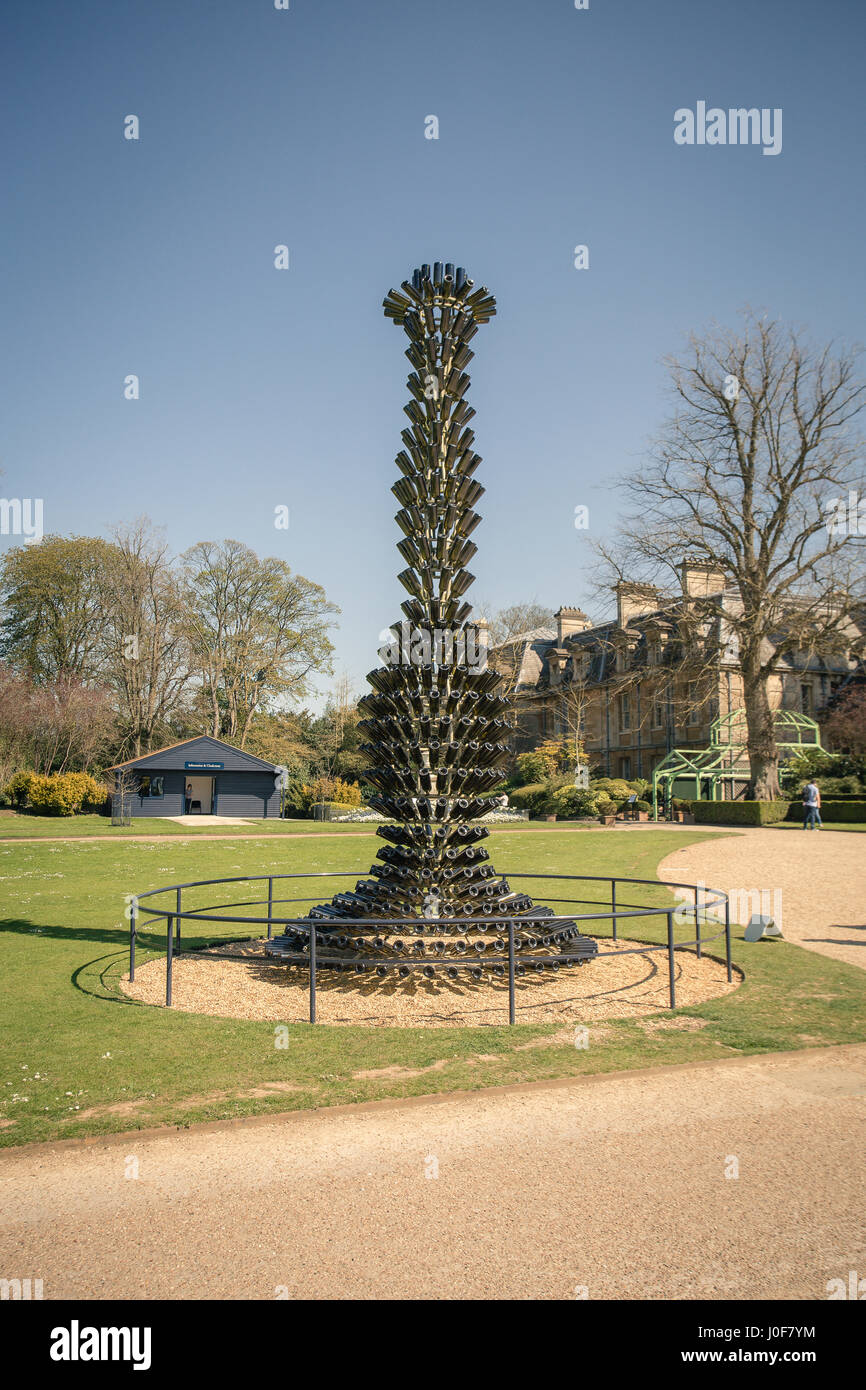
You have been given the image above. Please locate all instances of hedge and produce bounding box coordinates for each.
[689,798,866,825]
[688,800,791,826]
[785,800,866,823]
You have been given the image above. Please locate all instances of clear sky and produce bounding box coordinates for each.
[2,0,864,707]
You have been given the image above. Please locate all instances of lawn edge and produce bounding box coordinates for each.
[3,1040,862,1161]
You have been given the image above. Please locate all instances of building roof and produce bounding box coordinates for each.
[109,735,281,773]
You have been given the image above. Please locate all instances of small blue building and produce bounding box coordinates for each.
[110,736,284,819]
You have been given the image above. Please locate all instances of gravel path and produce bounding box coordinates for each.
[659,828,866,970]
[1,1045,863,1300]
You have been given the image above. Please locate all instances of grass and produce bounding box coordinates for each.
[1,826,864,1149]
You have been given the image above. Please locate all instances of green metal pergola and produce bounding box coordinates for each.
[651,708,822,819]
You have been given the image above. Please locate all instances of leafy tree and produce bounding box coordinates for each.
[180,540,338,747]
[0,536,115,682]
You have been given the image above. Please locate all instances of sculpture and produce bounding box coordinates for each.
[269,264,598,973]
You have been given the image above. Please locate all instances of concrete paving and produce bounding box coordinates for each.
[1,1045,863,1300]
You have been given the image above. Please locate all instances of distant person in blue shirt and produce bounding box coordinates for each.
[802,780,821,830]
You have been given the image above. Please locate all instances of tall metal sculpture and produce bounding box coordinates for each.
[269,262,597,974]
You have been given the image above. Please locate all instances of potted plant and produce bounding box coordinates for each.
[633,798,651,822]
[597,798,618,826]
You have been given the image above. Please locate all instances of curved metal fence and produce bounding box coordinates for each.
[128,871,732,1024]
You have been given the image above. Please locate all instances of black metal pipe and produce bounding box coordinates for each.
[309,925,317,1024]
[166,914,174,1007]
[667,910,676,1009]
[725,896,732,982]
[508,920,515,1025]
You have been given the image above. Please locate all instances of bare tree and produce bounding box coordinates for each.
[598,312,866,797]
[473,600,554,648]
[103,519,192,757]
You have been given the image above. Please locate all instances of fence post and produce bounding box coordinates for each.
[667,909,676,1009]
[507,920,515,1026]
[267,877,274,941]
[611,879,617,942]
[166,915,174,1007]
[129,898,137,982]
[695,885,701,959]
[724,895,732,982]
[176,886,182,950]
[309,925,317,1024]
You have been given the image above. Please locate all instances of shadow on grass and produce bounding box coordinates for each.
[0,916,133,946]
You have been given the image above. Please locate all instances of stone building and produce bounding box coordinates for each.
[488,560,862,782]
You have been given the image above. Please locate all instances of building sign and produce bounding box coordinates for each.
[184,761,223,770]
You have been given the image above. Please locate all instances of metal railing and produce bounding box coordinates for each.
[128,872,733,1025]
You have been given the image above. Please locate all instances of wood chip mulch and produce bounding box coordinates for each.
[120,936,740,1028]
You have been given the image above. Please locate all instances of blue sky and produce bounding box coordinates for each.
[2,0,864,706]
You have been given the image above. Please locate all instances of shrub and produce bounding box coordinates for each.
[507,781,549,811]
[313,801,360,820]
[596,798,618,817]
[295,775,362,813]
[591,777,633,802]
[514,750,557,785]
[553,785,599,818]
[3,770,38,808]
[26,771,106,816]
[634,799,652,813]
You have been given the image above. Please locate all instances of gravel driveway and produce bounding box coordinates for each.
[1,1045,863,1300]
[659,827,866,970]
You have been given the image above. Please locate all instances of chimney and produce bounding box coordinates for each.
[680,558,727,598]
[555,606,591,645]
[615,582,658,628]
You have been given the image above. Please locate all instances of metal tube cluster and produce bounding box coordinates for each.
[267,264,598,973]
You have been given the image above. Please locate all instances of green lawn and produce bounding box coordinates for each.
[1,826,864,1149]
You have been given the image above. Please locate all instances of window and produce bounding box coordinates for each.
[800,683,812,714]
[652,699,665,729]
[619,694,631,731]
[620,757,632,779]
[687,682,700,725]
[139,775,164,798]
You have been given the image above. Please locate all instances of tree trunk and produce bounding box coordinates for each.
[742,663,780,800]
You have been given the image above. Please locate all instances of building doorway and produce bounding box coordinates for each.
[184,775,215,814]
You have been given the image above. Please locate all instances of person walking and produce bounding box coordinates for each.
[802,779,822,830]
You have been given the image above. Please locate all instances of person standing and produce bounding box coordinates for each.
[802,779,822,830]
